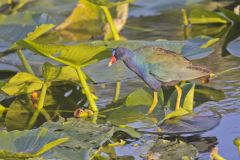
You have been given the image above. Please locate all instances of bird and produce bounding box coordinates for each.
[108,46,213,114]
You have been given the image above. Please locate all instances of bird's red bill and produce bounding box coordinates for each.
[108,56,116,66]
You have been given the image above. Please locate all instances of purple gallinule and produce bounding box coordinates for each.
[108,46,213,114]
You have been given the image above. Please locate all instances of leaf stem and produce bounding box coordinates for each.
[181,9,189,26]
[75,67,98,112]
[17,49,35,75]
[28,82,48,129]
[113,80,121,102]
[101,6,120,40]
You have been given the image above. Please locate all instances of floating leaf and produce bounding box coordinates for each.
[163,108,189,121]
[0,127,67,159]
[158,112,221,135]
[139,111,220,135]
[227,36,240,57]
[182,36,219,59]
[125,87,164,107]
[1,72,43,96]
[100,104,164,129]
[84,59,136,83]
[42,118,140,149]
[167,83,195,112]
[189,8,229,24]
[148,139,198,159]
[219,7,240,23]
[87,0,135,8]
[18,39,109,67]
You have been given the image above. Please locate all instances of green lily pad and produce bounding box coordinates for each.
[100,104,164,129]
[219,7,240,23]
[182,36,219,60]
[189,8,230,24]
[87,0,135,8]
[18,39,109,67]
[148,139,198,160]
[0,127,68,159]
[42,118,141,149]
[139,111,220,135]
[1,72,43,96]
[167,83,195,112]
[124,87,164,107]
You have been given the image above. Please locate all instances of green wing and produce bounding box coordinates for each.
[134,46,210,82]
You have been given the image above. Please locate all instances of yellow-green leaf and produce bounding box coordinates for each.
[1,72,43,96]
[35,137,69,156]
[189,9,230,24]
[167,83,195,112]
[163,108,189,121]
[26,24,55,41]
[17,39,109,67]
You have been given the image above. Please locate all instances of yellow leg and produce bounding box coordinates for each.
[147,91,158,114]
[175,85,182,110]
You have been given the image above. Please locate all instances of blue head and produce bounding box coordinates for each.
[108,48,133,66]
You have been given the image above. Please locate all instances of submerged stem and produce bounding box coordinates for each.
[17,49,35,75]
[75,67,98,112]
[101,6,120,40]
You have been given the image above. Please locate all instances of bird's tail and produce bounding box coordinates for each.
[200,66,240,84]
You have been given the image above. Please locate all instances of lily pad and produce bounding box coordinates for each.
[219,7,240,23]
[148,139,198,160]
[18,39,110,67]
[42,118,141,149]
[227,36,240,57]
[100,104,164,129]
[1,72,43,96]
[167,83,195,112]
[125,87,164,107]
[182,36,219,60]
[189,8,229,24]
[0,127,68,159]
[139,111,221,135]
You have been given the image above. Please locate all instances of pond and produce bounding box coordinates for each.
[0,0,240,159]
